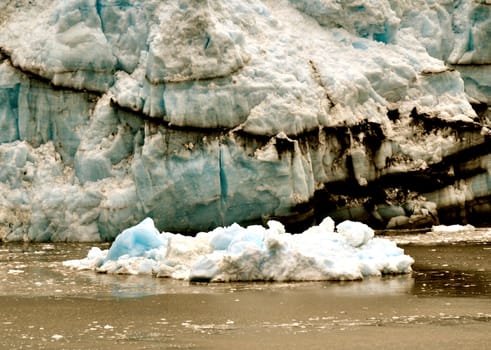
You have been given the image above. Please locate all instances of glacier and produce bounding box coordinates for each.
[0,0,490,242]
[63,217,414,281]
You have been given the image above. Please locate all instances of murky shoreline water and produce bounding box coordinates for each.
[1,233,490,349]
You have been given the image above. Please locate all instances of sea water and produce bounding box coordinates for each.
[0,230,490,349]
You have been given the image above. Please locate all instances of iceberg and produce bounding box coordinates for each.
[103,217,168,262]
[64,217,414,282]
[0,0,490,242]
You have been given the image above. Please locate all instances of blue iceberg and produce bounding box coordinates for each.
[64,217,414,282]
[104,217,168,261]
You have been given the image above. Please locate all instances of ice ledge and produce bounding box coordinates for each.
[0,0,481,132]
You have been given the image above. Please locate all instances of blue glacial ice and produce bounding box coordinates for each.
[0,0,490,242]
[64,217,414,281]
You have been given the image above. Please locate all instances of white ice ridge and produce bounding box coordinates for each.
[63,217,414,282]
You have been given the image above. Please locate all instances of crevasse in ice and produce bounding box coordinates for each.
[0,0,490,242]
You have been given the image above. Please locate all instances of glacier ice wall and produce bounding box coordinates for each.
[0,0,490,241]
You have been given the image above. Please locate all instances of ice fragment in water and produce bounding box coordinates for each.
[64,217,414,282]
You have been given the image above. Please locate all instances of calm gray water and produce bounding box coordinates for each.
[0,234,490,349]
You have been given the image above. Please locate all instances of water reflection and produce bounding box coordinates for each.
[71,272,416,299]
[404,243,491,298]
[412,270,490,297]
[319,275,414,297]
[76,271,193,299]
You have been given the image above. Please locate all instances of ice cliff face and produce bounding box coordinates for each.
[0,0,490,242]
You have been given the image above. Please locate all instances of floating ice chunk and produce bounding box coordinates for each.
[63,246,107,270]
[189,252,224,282]
[266,219,287,235]
[65,216,413,282]
[209,223,246,251]
[104,217,168,262]
[431,224,475,233]
[336,220,374,247]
